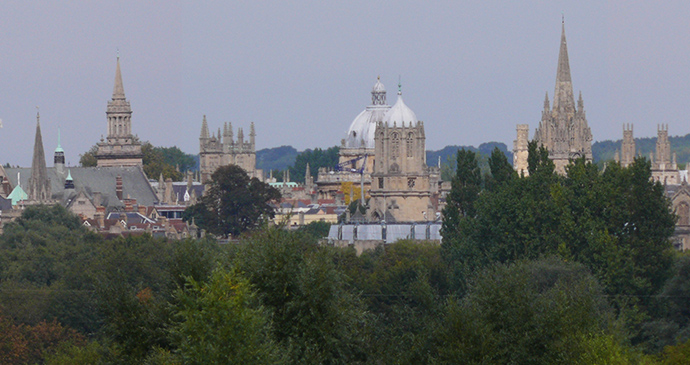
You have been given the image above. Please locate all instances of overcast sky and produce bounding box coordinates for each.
[1,1,689,167]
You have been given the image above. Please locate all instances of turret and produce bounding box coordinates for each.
[54,127,65,176]
[250,122,256,149]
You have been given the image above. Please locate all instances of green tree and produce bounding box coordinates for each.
[441,149,481,261]
[184,164,281,237]
[231,228,367,363]
[435,258,621,364]
[78,145,98,167]
[174,268,284,364]
[288,146,340,183]
[485,146,515,191]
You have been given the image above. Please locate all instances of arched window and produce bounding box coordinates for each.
[391,132,400,158]
[407,132,414,157]
[679,202,690,226]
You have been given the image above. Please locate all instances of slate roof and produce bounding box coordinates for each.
[5,166,158,209]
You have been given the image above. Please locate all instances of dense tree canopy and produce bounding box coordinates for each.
[184,164,281,237]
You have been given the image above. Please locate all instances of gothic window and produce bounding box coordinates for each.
[407,133,414,157]
[679,202,690,226]
[391,132,400,158]
[379,177,384,189]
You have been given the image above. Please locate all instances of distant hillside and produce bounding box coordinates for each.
[593,133,690,167]
[426,142,513,167]
[256,145,299,172]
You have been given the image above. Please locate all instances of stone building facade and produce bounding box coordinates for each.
[514,21,593,175]
[367,87,440,222]
[199,116,260,183]
[96,57,143,167]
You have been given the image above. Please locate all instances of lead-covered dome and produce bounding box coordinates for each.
[344,77,390,149]
[384,92,418,126]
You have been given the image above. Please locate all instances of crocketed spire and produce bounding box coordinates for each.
[552,19,575,113]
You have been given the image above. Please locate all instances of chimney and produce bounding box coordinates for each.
[2,177,10,196]
[124,199,133,212]
[116,175,123,201]
[138,205,147,216]
[96,206,106,229]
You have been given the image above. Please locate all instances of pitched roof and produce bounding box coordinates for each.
[5,165,158,209]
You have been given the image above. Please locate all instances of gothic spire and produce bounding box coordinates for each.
[112,55,126,101]
[552,19,575,112]
[28,110,50,201]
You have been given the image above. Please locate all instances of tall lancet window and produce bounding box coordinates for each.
[391,132,400,158]
[406,133,414,157]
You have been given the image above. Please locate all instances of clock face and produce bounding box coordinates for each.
[408,178,415,188]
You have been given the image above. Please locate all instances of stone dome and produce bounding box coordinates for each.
[344,78,390,149]
[384,93,418,126]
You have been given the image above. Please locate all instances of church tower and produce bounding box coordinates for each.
[368,84,436,222]
[531,20,593,174]
[96,56,143,167]
[616,124,635,168]
[651,124,679,184]
[27,111,51,202]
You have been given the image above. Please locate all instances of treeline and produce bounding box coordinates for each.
[593,133,690,167]
[2,143,690,362]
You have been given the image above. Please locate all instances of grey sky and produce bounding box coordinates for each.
[1,1,689,167]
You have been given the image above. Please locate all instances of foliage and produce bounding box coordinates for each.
[174,268,284,364]
[256,145,299,173]
[78,142,195,180]
[443,152,675,306]
[0,313,85,364]
[441,149,481,258]
[184,164,281,237]
[296,220,331,240]
[142,142,183,181]
[78,145,99,167]
[434,258,619,364]
[287,146,339,183]
[346,240,450,363]
[230,228,367,363]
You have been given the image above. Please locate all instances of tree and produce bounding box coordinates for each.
[485,146,515,191]
[174,268,284,364]
[434,258,620,364]
[184,165,281,237]
[232,228,367,363]
[440,149,481,255]
[79,145,98,167]
[288,146,339,183]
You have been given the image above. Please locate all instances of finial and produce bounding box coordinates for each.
[36,106,40,123]
[377,75,380,81]
[562,13,564,24]
[117,48,120,60]
[398,75,402,95]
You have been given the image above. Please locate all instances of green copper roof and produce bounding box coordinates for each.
[55,127,64,153]
[7,185,27,206]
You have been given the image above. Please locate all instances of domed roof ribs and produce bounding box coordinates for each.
[553,19,575,113]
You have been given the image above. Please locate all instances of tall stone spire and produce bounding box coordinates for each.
[112,55,126,100]
[526,19,593,175]
[28,110,51,202]
[552,19,575,113]
[97,55,142,167]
